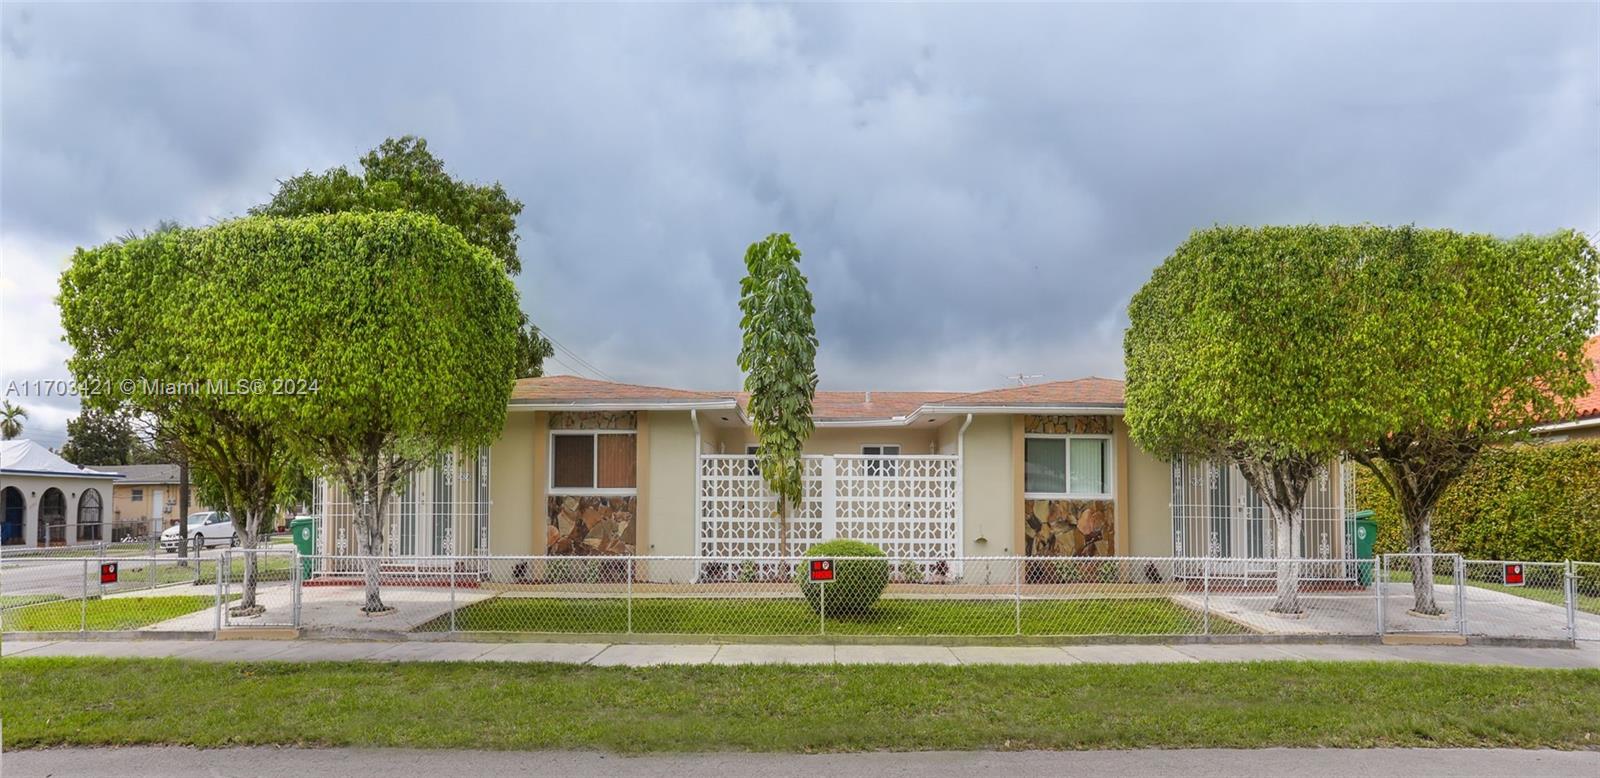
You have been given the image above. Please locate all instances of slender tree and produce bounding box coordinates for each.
[1127,226,1362,613]
[737,233,819,557]
[253,135,552,378]
[1346,228,1599,614]
[0,401,27,440]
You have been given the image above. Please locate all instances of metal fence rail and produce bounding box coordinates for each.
[4,551,1594,642]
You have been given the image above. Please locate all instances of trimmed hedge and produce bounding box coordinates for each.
[794,539,890,615]
[1356,439,1600,562]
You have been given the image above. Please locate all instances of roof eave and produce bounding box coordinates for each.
[1530,415,1600,434]
[508,399,742,412]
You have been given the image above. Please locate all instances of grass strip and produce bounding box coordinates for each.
[0,596,218,631]
[419,596,1244,636]
[1,658,1596,751]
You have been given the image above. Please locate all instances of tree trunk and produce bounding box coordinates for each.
[352,466,391,613]
[232,507,263,613]
[776,498,790,559]
[1270,505,1304,614]
[1406,504,1442,615]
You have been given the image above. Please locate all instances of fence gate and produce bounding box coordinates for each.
[1379,553,1463,636]
[221,547,300,628]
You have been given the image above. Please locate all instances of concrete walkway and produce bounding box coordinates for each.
[5,747,1598,778]
[5,638,1600,668]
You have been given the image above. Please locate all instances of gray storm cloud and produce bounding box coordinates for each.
[2,2,1595,445]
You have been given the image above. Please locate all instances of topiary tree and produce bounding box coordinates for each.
[737,233,819,558]
[1345,228,1599,614]
[253,135,553,378]
[246,212,521,613]
[1127,225,1364,614]
[794,538,890,616]
[60,225,302,614]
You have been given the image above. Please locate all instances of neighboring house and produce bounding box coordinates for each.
[83,464,216,541]
[313,375,1354,569]
[0,439,122,547]
[1530,335,1600,442]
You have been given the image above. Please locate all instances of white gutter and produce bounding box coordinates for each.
[814,404,1125,428]
[956,413,973,552]
[1530,416,1600,434]
[691,408,702,557]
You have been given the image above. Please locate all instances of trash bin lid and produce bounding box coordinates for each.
[1348,509,1376,521]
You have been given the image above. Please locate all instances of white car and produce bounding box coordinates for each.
[161,511,239,552]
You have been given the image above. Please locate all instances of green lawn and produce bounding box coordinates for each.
[0,596,217,632]
[2,658,1597,750]
[0,594,63,609]
[419,596,1246,636]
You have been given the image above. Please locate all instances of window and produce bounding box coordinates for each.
[550,432,636,492]
[1024,435,1111,497]
[77,489,103,542]
[745,445,760,476]
[861,444,901,476]
[131,488,144,502]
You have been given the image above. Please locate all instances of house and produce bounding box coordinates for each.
[0,439,122,547]
[1530,335,1600,442]
[312,375,1354,567]
[82,464,218,541]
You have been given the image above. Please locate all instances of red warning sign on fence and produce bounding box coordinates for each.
[100,562,118,584]
[809,559,834,583]
[1503,563,1524,587]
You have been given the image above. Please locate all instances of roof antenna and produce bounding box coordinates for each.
[1007,374,1044,386]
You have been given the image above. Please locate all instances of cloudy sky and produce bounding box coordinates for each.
[2,2,1596,448]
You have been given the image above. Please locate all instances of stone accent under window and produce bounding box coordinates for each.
[1024,498,1115,557]
[1024,414,1113,435]
[549,411,637,431]
[547,495,636,555]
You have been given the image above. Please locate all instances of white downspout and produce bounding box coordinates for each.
[956,413,974,554]
[691,409,702,558]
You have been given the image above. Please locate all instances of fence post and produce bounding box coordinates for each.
[1202,557,1212,637]
[215,551,225,633]
[1453,555,1466,637]
[81,559,89,633]
[1013,557,1022,636]
[449,557,458,633]
[1567,560,1578,643]
[292,550,303,629]
[1376,555,1386,638]
[626,557,634,635]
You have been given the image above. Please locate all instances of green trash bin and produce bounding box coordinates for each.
[1350,509,1378,586]
[290,515,317,581]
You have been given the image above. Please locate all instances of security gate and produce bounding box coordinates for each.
[220,547,300,628]
[1379,553,1463,635]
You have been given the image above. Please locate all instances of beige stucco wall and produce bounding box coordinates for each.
[1123,430,1173,557]
[959,415,1018,556]
[642,411,698,556]
[489,411,539,556]
[0,474,117,547]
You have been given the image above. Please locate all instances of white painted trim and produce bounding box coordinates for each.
[1021,433,1115,501]
[956,413,972,551]
[546,429,639,496]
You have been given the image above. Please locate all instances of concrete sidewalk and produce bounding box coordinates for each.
[5,638,1600,668]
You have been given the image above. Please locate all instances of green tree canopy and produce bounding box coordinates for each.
[59,408,139,465]
[1344,227,1598,613]
[253,135,552,377]
[1126,225,1365,612]
[737,233,819,556]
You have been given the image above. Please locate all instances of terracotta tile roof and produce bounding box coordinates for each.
[1573,336,1600,421]
[735,391,966,422]
[510,375,734,405]
[928,377,1126,408]
[516,375,1127,420]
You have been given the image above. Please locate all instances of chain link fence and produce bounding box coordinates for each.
[4,551,1594,642]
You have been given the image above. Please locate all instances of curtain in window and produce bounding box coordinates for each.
[596,435,637,489]
[552,435,595,489]
[1069,438,1106,495]
[1024,438,1067,494]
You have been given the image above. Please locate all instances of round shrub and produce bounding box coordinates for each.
[794,539,890,616]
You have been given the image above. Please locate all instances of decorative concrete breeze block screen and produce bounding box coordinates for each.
[697,454,959,559]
